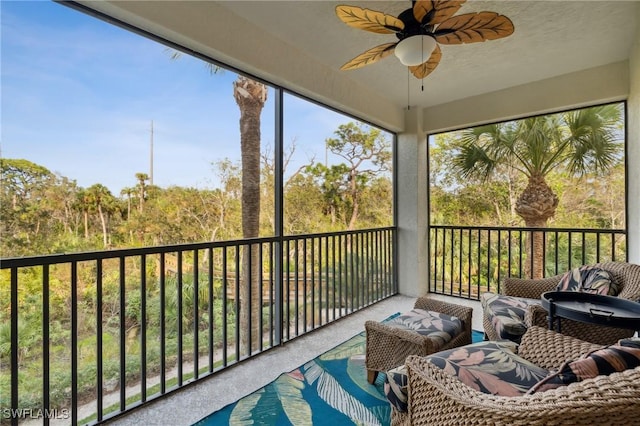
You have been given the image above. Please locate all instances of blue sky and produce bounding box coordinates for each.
[1,1,363,194]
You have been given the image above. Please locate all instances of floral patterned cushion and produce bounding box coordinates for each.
[528,345,640,393]
[384,365,408,413]
[426,340,548,397]
[481,292,540,343]
[555,265,619,295]
[385,308,462,352]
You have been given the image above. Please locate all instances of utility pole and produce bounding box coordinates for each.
[150,120,154,186]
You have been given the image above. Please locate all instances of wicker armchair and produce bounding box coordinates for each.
[393,326,640,426]
[483,261,640,345]
[365,297,473,384]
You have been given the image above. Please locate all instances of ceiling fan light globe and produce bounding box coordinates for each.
[394,35,437,66]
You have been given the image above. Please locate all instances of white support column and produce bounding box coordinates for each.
[396,107,429,297]
[627,3,640,264]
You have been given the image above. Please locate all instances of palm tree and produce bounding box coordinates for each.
[86,183,117,247]
[135,173,149,213]
[452,104,622,278]
[120,186,135,218]
[233,76,268,353]
[169,50,268,353]
[74,188,92,239]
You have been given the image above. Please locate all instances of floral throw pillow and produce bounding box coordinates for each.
[386,341,535,413]
[555,265,618,296]
[426,340,548,396]
[528,345,640,394]
[384,365,408,413]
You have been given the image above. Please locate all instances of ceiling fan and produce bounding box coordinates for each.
[336,0,514,79]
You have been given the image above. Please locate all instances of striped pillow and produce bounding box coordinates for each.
[555,265,618,295]
[528,345,640,393]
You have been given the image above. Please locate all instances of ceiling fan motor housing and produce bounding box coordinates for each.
[396,7,434,40]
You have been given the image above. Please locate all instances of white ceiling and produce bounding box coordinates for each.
[216,1,638,108]
[81,0,638,128]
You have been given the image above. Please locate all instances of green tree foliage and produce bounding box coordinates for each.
[0,121,394,404]
[430,103,625,278]
[85,183,118,247]
[305,123,392,230]
[451,104,622,228]
[1,159,83,255]
[1,121,392,258]
[284,172,328,233]
[431,104,625,230]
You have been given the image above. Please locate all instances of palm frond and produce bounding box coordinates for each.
[165,48,223,75]
[563,104,623,176]
[451,104,623,186]
[451,143,496,182]
[513,115,563,176]
[455,123,529,180]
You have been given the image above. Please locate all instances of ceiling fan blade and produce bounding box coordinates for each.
[336,5,404,34]
[413,0,433,23]
[340,42,397,70]
[409,45,442,79]
[416,0,466,25]
[434,12,514,44]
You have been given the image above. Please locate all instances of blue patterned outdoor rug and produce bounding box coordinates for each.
[195,316,483,426]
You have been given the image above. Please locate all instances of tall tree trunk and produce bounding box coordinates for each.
[347,169,359,230]
[234,76,267,355]
[493,201,503,224]
[508,172,518,221]
[83,210,89,239]
[515,174,558,279]
[98,204,108,248]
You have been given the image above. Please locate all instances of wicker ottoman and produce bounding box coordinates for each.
[365,297,473,384]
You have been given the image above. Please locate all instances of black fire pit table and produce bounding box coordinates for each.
[541,291,640,334]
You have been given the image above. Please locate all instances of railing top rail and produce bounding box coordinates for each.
[430,225,626,233]
[0,227,396,269]
[281,227,395,241]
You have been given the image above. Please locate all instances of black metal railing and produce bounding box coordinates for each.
[429,225,626,299]
[0,227,396,425]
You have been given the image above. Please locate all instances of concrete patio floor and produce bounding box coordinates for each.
[105,294,482,426]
